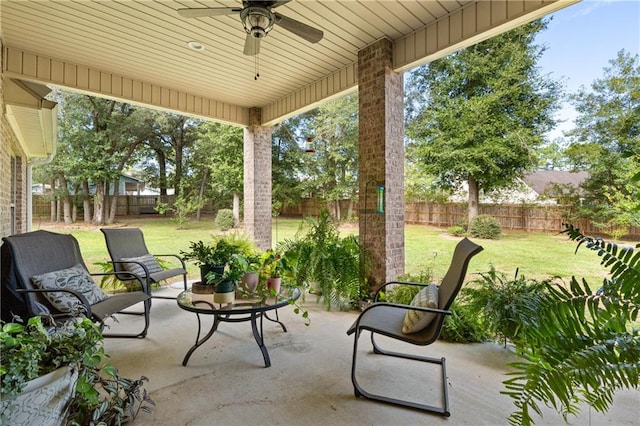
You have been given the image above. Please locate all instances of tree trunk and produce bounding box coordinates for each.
[347,198,354,220]
[49,179,56,222]
[82,181,91,222]
[233,192,240,227]
[196,167,208,221]
[60,176,72,224]
[63,197,72,224]
[467,176,479,226]
[157,149,168,197]
[93,180,105,225]
[108,192,118,224]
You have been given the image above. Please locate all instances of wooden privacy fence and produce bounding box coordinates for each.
[33,195,639,237]
[33,195,218,217]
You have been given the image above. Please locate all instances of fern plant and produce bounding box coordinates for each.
[503,224,640,425]
[278,209,368,310]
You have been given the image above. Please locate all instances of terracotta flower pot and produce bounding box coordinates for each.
[266,277,282,295]
[240,272,259,294]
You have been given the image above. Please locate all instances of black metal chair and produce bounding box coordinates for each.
[1,230,151,338]
[100,227,188,300]
[346,237,483,417]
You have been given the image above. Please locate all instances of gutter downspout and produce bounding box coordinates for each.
[27,105,58,231]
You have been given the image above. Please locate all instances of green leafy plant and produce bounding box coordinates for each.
[0,316,153,425]
[278,209,368,310]
[259,250,291,279]
[379,267,434,304]
[438,300,490,343]
[448,224,467,237]
[214,209,236,231]
[469,215,502,239]
[503,224,640,426]
[66,351,154,425]
[0,316,101,406]
[205,253,249,287]
[462,266,548,345]
[94,258,169,292]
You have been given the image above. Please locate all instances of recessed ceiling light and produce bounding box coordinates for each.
[187,41,205,51]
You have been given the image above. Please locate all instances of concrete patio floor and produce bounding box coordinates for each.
[103,283,638,426]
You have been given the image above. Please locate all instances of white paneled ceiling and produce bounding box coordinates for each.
[1,0,577,129]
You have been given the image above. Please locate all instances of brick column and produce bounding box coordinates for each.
[358,38,405,290]
[243,107,272,250]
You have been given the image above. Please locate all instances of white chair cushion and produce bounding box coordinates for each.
[402,284,439,334]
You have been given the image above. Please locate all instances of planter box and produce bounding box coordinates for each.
[0,366,78,426]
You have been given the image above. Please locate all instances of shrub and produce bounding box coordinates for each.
[469,214,502,239]
[461,266,548,345]
[439,300,490,343]
[447,225,467,237]
[214,209,235,230]
[382,270,434,304]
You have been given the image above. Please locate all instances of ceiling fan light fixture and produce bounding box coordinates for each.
[241,6,275,39]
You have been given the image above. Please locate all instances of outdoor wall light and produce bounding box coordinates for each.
[376,185,385,214]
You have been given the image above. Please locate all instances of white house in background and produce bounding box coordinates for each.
[450,170,589,205]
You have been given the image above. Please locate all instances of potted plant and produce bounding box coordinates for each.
[260,250,292,296]
[206,254,250,304]
[239,253,261,295]
[277,209,368,310]
[0,316,153,425]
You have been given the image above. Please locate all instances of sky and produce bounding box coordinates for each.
[535,0,640,140]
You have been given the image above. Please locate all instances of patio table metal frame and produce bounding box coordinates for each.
[177,287,300,368]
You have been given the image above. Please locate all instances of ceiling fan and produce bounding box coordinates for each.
[177,1,324,56]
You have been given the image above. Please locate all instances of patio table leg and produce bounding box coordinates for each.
[251,312,271,368]
[182,313,221,366]
[263,309,287,332]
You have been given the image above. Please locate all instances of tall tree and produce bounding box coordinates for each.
[271,117,308,216]
[406,20,561,224]
[566,50,640,236]
[198,122,244,223]
[304,94,359,219]
[151,113,201,196]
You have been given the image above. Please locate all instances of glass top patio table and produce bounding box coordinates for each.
[177,287,300,368]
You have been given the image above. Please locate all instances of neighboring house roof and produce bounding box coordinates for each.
[448,170,589,205]
[522,170,589,198]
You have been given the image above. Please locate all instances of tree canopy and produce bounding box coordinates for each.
[406,20,561,224]
[566,50,640,236]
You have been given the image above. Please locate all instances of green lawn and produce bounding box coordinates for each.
[35,216,635,286]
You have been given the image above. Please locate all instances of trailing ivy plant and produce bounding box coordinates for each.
[503,224,640,426]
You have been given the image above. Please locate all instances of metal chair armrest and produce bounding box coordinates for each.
[17,287,93,317]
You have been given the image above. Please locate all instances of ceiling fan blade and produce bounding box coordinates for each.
[274,12,323,43]
[177,7,241,18]
[243,34,261,56]
[269,1,292,9]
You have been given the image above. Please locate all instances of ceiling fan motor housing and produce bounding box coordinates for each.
[241,6,275,39]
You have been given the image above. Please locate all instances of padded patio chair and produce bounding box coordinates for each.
[101,227,188,300]
[1,230,151,338]
[346,237,483,417]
